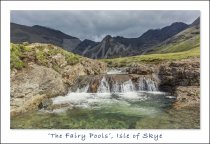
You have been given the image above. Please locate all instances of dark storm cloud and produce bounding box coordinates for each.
[11,10,200,42]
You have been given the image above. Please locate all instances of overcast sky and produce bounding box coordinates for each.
[11,10,200,42]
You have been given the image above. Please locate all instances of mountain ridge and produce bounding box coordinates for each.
[11,17,199,59]
[76,22,189,58]
[11,23,81,52]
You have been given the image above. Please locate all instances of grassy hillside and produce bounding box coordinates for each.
[10,43,82,70]
[101,47,200,67]
[146,26,200,54]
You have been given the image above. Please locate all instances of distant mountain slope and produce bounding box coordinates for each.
[145,17,200,54]
[75,22,189,59]
[73,39,99,55]
[81,35,137,59]
[11,23,81,51]
[11,17,199,59]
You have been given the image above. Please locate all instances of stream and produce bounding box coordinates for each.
[11,69,200,129]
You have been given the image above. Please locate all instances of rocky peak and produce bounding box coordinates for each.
[102,35,113,42]
[191,17,200,27]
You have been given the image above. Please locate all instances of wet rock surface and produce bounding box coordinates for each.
[158,58,200,108]
[119,58,200,108]
[158,58,200,87]
[10,42,199,115]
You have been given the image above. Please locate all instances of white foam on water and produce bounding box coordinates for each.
[51,91,149,110]
[165,96,176,99]
[146,91,168,95]
[118,92,142,100]
[107,69,127,74]
[52,93,93,105]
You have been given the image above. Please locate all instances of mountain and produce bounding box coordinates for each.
[73,39,98,55]
[74,22,189,59]
[191,17,200,27]
[11,23,81,51]
[11,18,199,59]
[145,17,200,54]
[78,35,138,59]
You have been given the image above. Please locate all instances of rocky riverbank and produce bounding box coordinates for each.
[10,43,107,116]
[126,57,200,109]
[159,58,200,109]
[10,43,200,116]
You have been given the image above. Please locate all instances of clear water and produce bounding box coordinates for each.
[10,91,200,129]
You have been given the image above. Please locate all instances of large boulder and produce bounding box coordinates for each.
[62,64,86,86]
[158,58,200,92]
[62,58,107,86]
[172,86,200,109]
[80,58,107,75]
[10,63,67,116]
[158,58,200,108]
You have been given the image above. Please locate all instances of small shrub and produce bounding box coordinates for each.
[10,43,26,70]
[35,50,47,65]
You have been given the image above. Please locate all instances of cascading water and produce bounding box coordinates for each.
[76,84,89,93]
[120,79,136,92]
[97,76,110,93]
[138,77,158,92]
[145,79,158,91]
[12,72,182,129]
[74,76,157,93]
[47,75,164,112]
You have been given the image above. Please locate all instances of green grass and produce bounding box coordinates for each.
[150,36,200,53]
[101,47,200,67]
[148,34,200,54]
[10,43,82,70]
[10,43,27,70]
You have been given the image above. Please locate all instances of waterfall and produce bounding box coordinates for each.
[111,80,136,93]
[138,77,158,91]
[111,82,120,93]
[120,79,136,92]
[146,79,158,91]
[72,75,158,93]
[97,77,110,93]
[76,84,89,93]
[138,77,147,91]
[48,74,163,114]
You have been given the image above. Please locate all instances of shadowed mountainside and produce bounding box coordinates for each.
[144,17,200,54]
[11,23,81,52]
[75,22,189,59]
[10,17,201,59]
